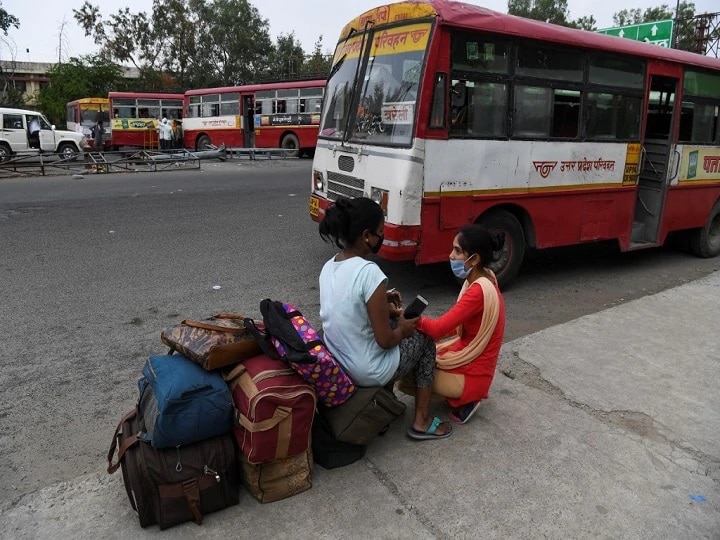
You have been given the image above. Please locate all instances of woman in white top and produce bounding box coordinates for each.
[318,197,452,440]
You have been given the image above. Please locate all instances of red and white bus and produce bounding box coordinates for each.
[310,1,720,286]
[108,92,184,149]
[66,97,111,149]
[183,80,325,156]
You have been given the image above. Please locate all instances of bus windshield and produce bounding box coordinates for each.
[320,22,432,146]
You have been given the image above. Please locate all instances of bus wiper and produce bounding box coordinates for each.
[328,54,346,80]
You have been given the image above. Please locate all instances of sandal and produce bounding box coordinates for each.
[406,416,452,440]
[448,401,482,424]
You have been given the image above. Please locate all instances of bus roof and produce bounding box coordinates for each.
[343,0,720,72]
[108,92,184,99]
[67,97,109,105]
[184,79,326,96]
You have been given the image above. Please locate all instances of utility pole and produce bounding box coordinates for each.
[671,0,681,48]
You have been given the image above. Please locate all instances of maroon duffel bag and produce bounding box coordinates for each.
[224,354,316,464]
[107,408,239,529]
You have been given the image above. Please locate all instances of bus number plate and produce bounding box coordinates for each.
[309,196,320,217]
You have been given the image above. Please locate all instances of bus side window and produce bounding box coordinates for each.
[429,73,447,129]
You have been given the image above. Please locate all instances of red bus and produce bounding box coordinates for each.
[108,92,184,149]
[183,80,325,156]
[310,1,720,287]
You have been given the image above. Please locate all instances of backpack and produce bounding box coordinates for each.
[245,299,356,408]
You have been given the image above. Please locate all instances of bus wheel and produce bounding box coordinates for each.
[0,143,11,162]
[689,200,720,258]
[58,142,79,161]
[197,135,211,150]
[281,133,300,158]
[477,210,525,289]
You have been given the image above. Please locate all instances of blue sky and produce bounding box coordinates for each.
[3,0,717,64]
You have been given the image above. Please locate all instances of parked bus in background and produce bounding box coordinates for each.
[108,92,184,149]
[66,97,111,149]
[183,79,325,157]
[309,1,720,287]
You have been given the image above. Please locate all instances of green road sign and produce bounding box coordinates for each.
[597,19,674,47]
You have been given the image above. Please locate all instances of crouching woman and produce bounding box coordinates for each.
[418,225,506,424]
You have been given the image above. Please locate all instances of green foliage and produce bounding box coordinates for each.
[302,36,332,79]
[508,0,598,29]
[35,56,126,127]
[0,1,19,37]
[265,33,306,80]
[612,2,706,52]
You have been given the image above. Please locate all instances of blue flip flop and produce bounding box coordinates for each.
[406,416,452,440]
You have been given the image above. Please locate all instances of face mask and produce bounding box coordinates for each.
[369,234,384,254]
[450,254,475,279]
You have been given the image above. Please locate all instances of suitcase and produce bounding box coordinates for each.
[311,411,366,469]
[107,408,239,530]
[161,314,263,370]
[224,354,316,464]
[239,448,313,503]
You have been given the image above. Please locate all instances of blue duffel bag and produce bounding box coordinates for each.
[138,354,234,449]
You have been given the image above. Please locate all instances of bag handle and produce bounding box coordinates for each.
[236,406,291,432]
[182,478,203,525]
[180,319,248,333]
[223,363,247,382]
[107,408,139,474]
[243,318,279,359]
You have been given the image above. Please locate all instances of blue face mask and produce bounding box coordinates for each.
[450,255,475,279]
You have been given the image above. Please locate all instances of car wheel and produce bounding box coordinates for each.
[0,143,11,162]
[58,142,79,161]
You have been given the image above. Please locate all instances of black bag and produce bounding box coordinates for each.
[107,408,239,530]
[311,412,366,470]
[321,387,407,446]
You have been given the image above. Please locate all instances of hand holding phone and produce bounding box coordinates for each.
[403,295,429,319]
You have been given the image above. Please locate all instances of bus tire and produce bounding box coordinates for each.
[58,142,79,161]
[196,134,211,150]
[689,200,720,258]
[477,210,525,289]
[0,142,11,162]
[280,133,300,158]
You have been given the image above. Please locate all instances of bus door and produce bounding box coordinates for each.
[241,94,255,147]
[632,67,682,246]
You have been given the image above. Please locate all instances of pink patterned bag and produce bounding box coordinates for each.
[257,299,356,408]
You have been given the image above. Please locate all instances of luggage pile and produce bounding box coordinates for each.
[108,304,407,529]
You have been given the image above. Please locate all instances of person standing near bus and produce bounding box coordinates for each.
[94,120,104,150]
[408,225,506,424]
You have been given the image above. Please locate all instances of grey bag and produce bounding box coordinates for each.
[321,387,406,445]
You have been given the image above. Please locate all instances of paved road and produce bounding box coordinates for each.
[1,159,719,505]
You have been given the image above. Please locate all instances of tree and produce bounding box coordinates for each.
[265,33,306,80]
[612,2,706,52]
[508,0,597,29]
[35,55,126,127]
[0,2,21,106]
[303,36,332,79]
[508,0,571,25]
[74,0,275,89]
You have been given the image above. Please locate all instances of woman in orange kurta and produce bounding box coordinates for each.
[417,225,506,424]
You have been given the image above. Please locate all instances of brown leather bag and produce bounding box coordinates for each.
[107,408,239,529]
[161,313,262,370]
[239,448,313,503]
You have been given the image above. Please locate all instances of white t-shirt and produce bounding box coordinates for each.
[319,255,400,386]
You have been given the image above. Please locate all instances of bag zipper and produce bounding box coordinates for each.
[204,465,220,483]
[252,369,296,384]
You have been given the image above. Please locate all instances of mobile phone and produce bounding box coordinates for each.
[403,295,429,319]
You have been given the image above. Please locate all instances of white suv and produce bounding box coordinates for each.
[0,107,89,161]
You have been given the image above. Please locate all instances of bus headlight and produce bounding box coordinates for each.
[313,170,325,192]
[370,187,389,215]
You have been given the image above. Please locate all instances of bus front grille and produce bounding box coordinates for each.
[327,171,365,201]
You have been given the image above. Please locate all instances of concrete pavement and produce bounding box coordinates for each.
[1,272,718,539]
